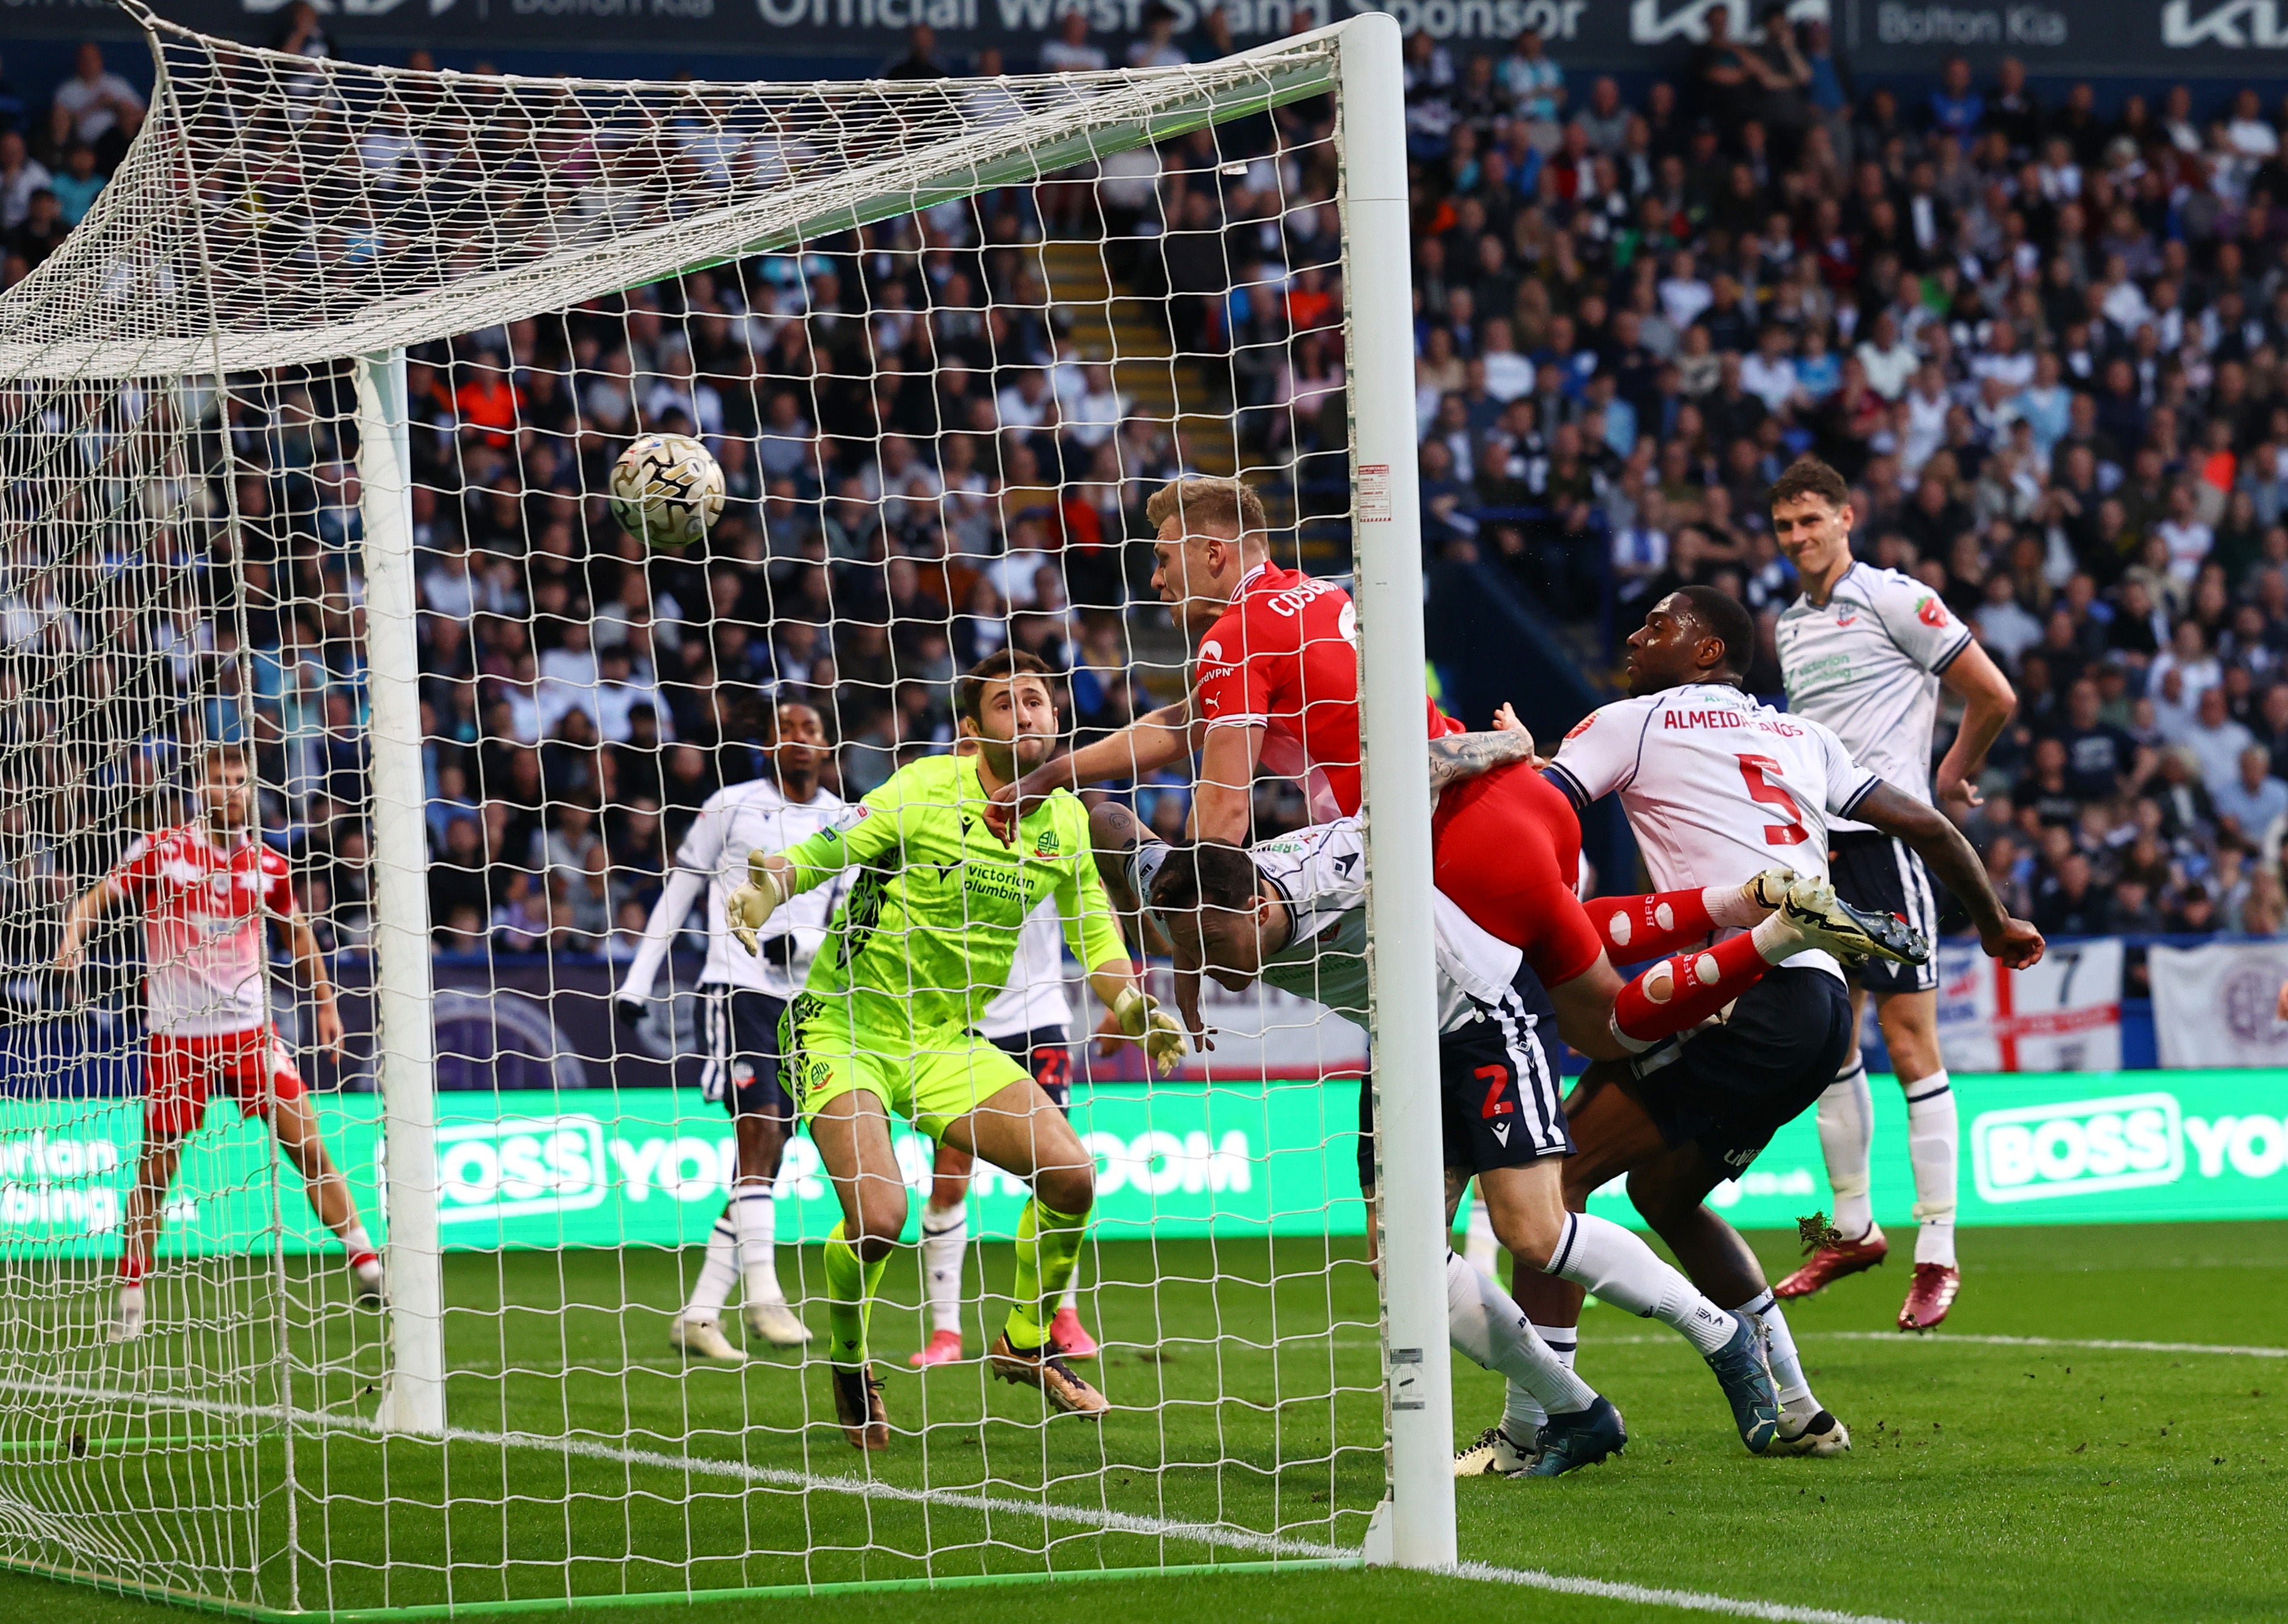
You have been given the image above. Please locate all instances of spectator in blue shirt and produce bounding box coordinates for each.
[49,142,103,226]
[2214,746,2288,845]
[1927,55,1984,146]
[1499,29,1564,126]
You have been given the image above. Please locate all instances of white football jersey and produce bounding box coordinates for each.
[624,777,849,999]
[1776,562,1972,832]
[1547,682,1882,979]
[1133,817,1521,1031]
[978,899,1077,1040]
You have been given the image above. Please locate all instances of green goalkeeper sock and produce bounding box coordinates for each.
[1005,1199,1087,1351]
[823,1221,889,1367]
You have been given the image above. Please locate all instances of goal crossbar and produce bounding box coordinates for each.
[0,5,1341,381]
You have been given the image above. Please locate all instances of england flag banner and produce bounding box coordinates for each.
[1934,939,2123,1073]
[2149,942,2288,1068]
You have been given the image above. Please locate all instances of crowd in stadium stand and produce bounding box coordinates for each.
[1384,14,2288,942]
[13,10,2288,967]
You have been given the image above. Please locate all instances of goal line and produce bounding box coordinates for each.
[1,1373,1917,1624]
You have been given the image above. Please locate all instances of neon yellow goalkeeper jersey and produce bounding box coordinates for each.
[776,752,1126,1037]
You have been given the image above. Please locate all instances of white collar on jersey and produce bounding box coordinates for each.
[191,820,260,855]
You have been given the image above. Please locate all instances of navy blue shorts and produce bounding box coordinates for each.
[1357,959,1570,1191]
[699,985,793,1123]
[1629,967,1854,1176]
[988,1023,1075,1111]
[1829,832,1942,995]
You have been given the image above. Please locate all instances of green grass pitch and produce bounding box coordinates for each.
[2,1220,2283,1623]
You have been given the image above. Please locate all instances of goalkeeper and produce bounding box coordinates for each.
[727,649,1184,1451]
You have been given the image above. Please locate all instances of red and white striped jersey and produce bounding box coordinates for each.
[109,823,293,1036]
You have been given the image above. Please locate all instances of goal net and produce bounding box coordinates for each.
[0,7,1452,1611]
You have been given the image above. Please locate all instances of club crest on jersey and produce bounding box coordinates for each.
[1915,594,1948,628]
[1032,829,1063,858]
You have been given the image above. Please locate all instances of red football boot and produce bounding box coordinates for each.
[1897,1263,1961,1331]
[907,1329,964,1369]
[1773,1222,1889,1300]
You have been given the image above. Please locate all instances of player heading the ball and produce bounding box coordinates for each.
[52,744,382,1342]
[724,650,1184,1450]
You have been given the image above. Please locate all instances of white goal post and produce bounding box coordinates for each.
[0,3,1451,1608]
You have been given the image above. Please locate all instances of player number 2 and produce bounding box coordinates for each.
[1736,753,1810,846]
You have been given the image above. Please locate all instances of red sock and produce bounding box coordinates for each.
[1611,931,1773,1047]
[119,1251,148,1288]
[1584,889,1719,961]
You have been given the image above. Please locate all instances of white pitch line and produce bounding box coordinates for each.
[0,1373,1324,1562]
[2,1374,1928,1624]
[1813,1331,2288,1360]
[1423,1331,2288,1360]
[1450,1562,1917,1624]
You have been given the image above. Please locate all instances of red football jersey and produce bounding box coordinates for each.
[1194,562,1459,820]
[109,823,293,1037]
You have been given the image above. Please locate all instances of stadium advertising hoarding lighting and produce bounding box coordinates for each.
[5,0,2275,77]
[5,1071,2288,1256]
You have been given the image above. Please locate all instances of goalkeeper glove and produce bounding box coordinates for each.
[726,862,789,956]
[1112,986,1188,1077]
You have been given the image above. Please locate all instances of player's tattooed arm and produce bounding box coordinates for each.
[1088,800,1175,958]
[1089,800,1149,912]
[1427,703,1538,791]
[1853,782,2046,969]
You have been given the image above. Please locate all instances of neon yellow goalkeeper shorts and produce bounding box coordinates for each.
[779,993,1032,1139]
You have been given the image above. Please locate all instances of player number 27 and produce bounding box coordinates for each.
[1736,753,1810,846]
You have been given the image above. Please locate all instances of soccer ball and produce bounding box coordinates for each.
[608,433,724,549]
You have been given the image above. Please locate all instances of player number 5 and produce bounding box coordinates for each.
[1736,753,1810,846]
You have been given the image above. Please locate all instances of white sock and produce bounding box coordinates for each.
[1464,1191,1498,1275]
[1905,1071,1959,1267]
[1549,1212,1736,1356]
[1445,1252,1595,1433]
[1735,1287,1814,1410]
[1750,908,1812,963]
[685,1214,738,1320]
[1818,1060,1875,1239]
[1705,878,1771,929]
[919,1198,968,1335]
[1531,1322,1577,1371]
[1059,1249,1083,1313]
[730,1182,783,1304]
[340,1224,376,1266]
